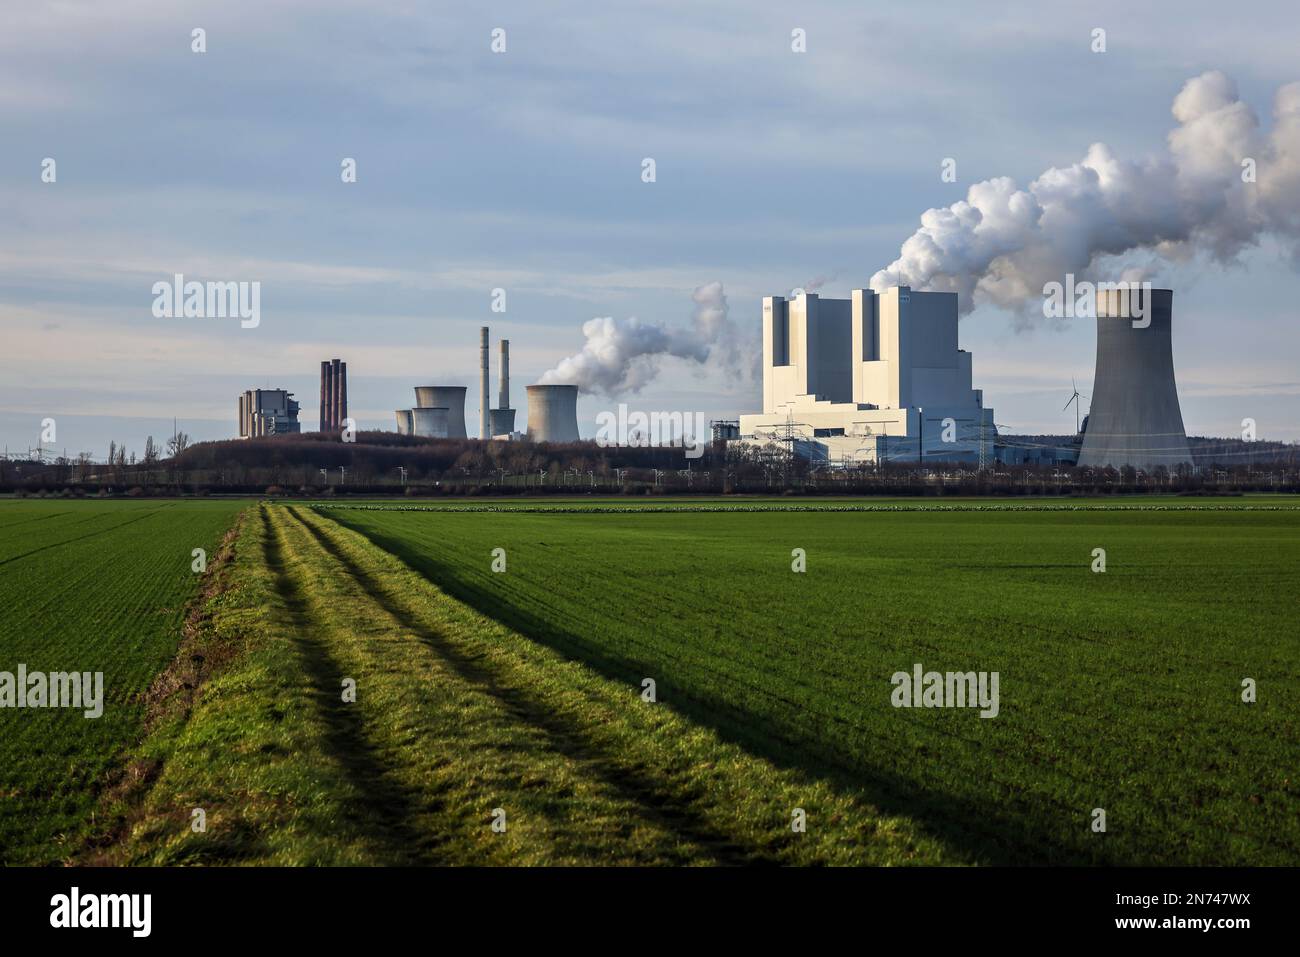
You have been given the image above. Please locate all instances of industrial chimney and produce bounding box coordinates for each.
[526,384,580,443]
[499,338,510,410]
[479,326,490,440]
[489,339,516,436]
[320,358,348,434]
[1077,288,1191,471]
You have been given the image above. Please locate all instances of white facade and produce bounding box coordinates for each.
[738,286,994,464]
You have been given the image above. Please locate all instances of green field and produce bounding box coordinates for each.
[0,499,246,864]
[323,499,1300,865]
[2,496,1297,865]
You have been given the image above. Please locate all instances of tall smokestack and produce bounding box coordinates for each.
[499,339,510,410]
[331,358,342,434]
[479,326,490,440]
[319,361,329,432]
[339,361,348,433]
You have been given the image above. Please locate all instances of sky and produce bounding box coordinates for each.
[3,0,1299,459]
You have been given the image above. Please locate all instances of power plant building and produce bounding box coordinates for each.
[238,389,301,438]
[1077,288,1191,471]
[739,286,994,463]
[320,359,348,434]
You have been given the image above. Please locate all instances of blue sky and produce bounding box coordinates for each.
[3,0,1299,458]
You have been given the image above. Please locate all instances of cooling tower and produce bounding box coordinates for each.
[1077,288,1191,471]
[413,386,467,438]
[411,407,450,439]
[526,384,580,443]
[394,409,413,435]
[479,326,490,440]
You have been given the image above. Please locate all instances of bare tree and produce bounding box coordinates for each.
[142,436,159,485]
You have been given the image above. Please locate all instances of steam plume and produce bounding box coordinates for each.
[870,72,1300,314]
[541,281,751,395]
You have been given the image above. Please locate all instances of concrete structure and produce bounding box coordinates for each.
[238,389,301,438]
[526,384,581,443]
[491,338,516,436]
[479,326,491,440]
[1077,288,1191,471]
[738,286,993,464]
[711,420,740,442]
[411,407,450,439]
[320,359,347,434]
[412,386,467,437]
[394,409,413,435]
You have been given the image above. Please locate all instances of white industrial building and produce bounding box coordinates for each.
[738,286,994,464]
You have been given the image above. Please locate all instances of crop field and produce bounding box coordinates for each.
[2,495,1297,866]
[323,499,1300,865]
[0,499,246,864]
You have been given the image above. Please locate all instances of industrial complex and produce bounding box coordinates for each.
[232,284,1195,473]
[732,283,1193,470]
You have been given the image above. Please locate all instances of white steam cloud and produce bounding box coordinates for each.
[541,281,751,395]
[870,72,1300,314]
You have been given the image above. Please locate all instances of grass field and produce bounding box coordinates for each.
[323,499,1300,865]
[0,499,246,864]
[2,496,1297,865]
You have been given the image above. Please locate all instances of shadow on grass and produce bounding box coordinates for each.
[288,507,758,865]
[324,510,1143,867]
[260,508,437,865]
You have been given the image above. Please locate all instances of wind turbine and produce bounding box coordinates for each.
[1063,378,1084,434]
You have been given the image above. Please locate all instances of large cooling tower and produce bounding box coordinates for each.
[413,386,467,438]
[394,409,413,435]
[411,407,450,439]
[526,384,580,443]
[1077,288,1191,471]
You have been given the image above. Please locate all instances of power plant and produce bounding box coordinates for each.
[739,286,993,464]
[238,285,1197,470]
[1077,288,1191,471]
[319,359,348,434]
[238,389,301,438]
[526,384,581,443]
